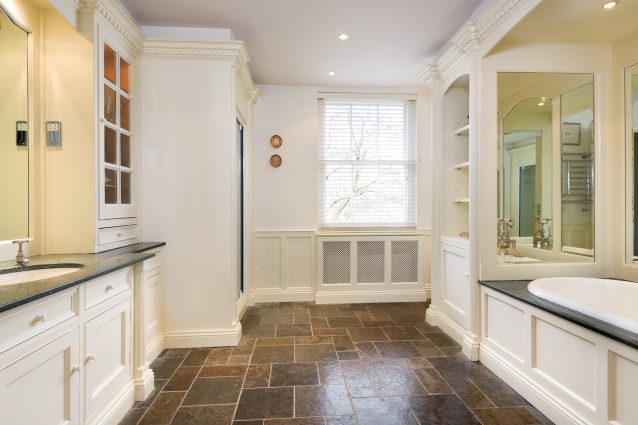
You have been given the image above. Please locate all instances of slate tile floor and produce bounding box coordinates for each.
[119,302,553,425]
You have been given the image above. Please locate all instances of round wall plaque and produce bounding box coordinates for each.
[270,154,282,168]
[270,135,283,148]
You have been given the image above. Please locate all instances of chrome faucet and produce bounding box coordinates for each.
[12,239,29,266]
[533,218,553,250]
[497,218,519,256]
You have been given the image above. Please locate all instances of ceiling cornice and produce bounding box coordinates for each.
[142,39,258,105]
[79,0,145,53]
[419,0,529,83]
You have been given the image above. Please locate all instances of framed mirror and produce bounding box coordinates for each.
[626,63,638,263]
[497,72,594,263]
[0,6,29,242]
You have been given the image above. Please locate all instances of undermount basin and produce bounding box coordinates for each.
[0,264,84,286]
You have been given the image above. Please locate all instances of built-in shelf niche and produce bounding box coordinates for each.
[442,74,470,239]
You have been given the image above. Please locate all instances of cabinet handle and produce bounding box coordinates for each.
[33,313,47,324]
[71,365,80,374]
[105,285,114,292]
[86,354,96,362]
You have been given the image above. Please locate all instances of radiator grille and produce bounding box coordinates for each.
[391,241,419,283]
[356,241,385,283]
[322,241,350,284]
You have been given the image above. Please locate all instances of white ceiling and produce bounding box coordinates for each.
[119,0,484,87]
[503,0,638,45]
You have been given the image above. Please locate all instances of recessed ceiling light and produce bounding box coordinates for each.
[338,33,349,40]
[540,97,547,101]
[538,102,545,106]
[603,1,617,9]
[328,71,336,77]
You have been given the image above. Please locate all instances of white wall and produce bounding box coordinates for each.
[253,84,432,231]
[141,55,240,346]
[251,84,432,302]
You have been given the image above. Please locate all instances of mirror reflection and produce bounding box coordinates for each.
[626,64,638,262]
[498,72,594,263]
[0,7,29,242]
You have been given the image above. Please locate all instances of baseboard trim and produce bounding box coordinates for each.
[250,288,316,303]
[315,289,427,305]
[426,307,479,360]
[133,368,155,402]
[479,343,586,425]
[145,335,164,364]
[163,323,241,348]
[88,382,135,425]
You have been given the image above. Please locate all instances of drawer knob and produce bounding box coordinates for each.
[33,313,47,323]
[117,232,123,237]
[86,354,95,362]
[71,365,80,374]
[105,285,114,292]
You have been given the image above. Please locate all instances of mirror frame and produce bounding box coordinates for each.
[0,2,33,255]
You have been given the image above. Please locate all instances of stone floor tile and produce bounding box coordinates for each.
[295,344,337,362]
[374,341,422,358]
[472,407,543,425]
[276,324,312,337]
[352,397,419,425]
[171,404,235,425]
[332,335,355,351]
[164,367,199,391]
[138,392,185,425]
[182,377,243,405]
[294,385,353,417]
[256,337,294,346]
[327,317,362,328]
[347,327,388,342]
[198,365,247,378]
[235,387,294,420]
[181,347,212,367]
[270,362,319,386]
[382,326,427,341]
[204,347,234,366]
[409,394,481,425]
[251,345,295,364]
[244,364,272,388]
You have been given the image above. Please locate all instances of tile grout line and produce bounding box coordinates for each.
[232,338,255,422]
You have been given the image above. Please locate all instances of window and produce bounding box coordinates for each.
[318,96,417,228]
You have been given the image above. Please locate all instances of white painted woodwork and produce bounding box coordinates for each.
[480,286,638,425]
[0,289,78,353]
[440,243,470,329]
[84,299,131,422]
[0,328,80,425]
[84,269,131,310]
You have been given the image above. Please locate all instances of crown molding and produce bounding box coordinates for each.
[418,65,441,88]
[79,0,145,53]
[142,39,258,105]
[419,0,529,83]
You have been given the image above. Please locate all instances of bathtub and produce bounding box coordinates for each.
[528,276,638,335]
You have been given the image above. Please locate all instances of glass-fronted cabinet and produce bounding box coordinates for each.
[100,40,136,220]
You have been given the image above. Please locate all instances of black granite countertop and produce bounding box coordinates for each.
[480,280,638,350]
[0,242,166,314]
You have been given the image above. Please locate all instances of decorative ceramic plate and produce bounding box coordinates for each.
[270,134,283,148]
[270,154,282,168]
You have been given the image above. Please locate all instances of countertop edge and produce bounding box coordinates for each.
[479,280,638,351]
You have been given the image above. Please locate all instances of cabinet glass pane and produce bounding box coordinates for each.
[104,127,117,165]
[120,58,130,94]
[104,85,117,124]
[104,44,116,84]
[105,168,117,204]
[120,96,130,131]
[121,134,131,168]
[121,172,131,204]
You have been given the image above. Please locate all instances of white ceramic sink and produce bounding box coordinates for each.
[0,267,82,286]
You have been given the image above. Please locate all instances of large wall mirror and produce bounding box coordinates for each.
[626,64,638,263]
[497,72,594,264]
[0,6,29,242]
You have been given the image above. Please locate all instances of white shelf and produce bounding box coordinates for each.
[453,197,470,204]
[453,161,470,170]
[453,124,470,136]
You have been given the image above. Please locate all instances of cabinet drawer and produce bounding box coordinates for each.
[0,290,78,353]
[98,225,138,246]
[85,270,131,310]
[143,251,161,272]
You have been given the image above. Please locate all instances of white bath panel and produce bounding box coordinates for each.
[532,317,597,411]
[608,351,638,424]
[254,237,282,289]
[485,294,525,363]
[285,237,313,288]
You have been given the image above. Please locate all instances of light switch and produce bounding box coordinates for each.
[16,121,28,146]
[46,121,62,147]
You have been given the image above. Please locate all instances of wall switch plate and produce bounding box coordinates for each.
[16,121,28,146]
[46,121,62,147]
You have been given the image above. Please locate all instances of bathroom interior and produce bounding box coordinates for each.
[0,0,637,424]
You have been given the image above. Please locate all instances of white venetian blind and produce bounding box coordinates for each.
[318,96,417,228]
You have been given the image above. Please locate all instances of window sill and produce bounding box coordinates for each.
[316,228,429,237]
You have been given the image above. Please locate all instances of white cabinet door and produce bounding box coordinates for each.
[0,328,80,425]
[84,299,131,421]
[441,243,470,328]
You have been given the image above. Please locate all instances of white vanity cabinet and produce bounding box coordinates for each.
[440,238,471,330]
[0,267,138,425]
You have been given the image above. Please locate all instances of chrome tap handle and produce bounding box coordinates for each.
[12,239,29,266]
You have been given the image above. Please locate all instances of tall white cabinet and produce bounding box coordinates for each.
[422,50,480,360]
